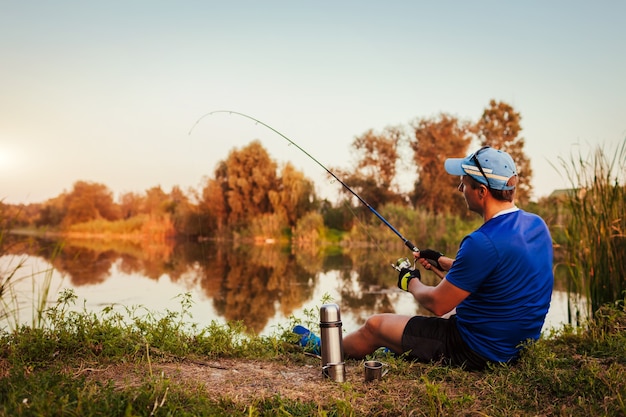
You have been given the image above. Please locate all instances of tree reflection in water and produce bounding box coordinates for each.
[10,236,416,334]
[4,235,574,335]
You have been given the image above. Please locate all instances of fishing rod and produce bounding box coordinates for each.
[188,110,421,255]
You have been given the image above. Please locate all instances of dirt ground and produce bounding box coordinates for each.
[0,351,412,412]
[78,357,400,408]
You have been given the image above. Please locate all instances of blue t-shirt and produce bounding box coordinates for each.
[446,209,554,363]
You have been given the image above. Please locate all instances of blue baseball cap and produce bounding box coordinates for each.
[444,146,517,191]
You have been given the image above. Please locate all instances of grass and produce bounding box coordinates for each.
[1,291,625,416]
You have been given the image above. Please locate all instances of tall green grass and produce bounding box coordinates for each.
[1,251,60,332]
[1,207,64,331]
[0,255,25,328]
[558,139,626,320]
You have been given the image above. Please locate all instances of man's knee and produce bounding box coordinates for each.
[362,313,411,346]
[362,314,389,338]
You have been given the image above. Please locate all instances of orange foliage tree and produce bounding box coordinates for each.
[410,113,473,216]
[269,162,316,227]
[199,140,318,235]
[335,126,405,210]
[221,140,278,225]
[62,181,120,227]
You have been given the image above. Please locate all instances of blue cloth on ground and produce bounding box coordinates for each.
[292,325,321,355]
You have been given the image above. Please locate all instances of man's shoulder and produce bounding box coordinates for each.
[517,209,551,231]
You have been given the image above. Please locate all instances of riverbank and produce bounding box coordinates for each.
[1,292,625,416]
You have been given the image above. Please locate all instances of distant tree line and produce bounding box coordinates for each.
[3,100,535,242]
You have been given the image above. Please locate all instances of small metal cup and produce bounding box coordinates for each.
[322,362,346,382]
[364,360,388,382]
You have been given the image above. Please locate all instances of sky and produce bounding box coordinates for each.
[1,1,625,205]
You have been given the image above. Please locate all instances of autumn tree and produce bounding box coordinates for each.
[166,185,204,236]
[335,126,404,210]
[474,100,533,204]
[119,191,144,219]
[62,181,120,226]
[143,186,170,216]
[200,173,228,233]
[35,195,66,227]
[136,186,176,239]
[410,113,473,215]
[216,140,278,225]
[0,201,40,228]
[197,140,320,236]
[268,162,316,227]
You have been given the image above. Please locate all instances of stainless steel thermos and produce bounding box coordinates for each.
[320,303,345,382]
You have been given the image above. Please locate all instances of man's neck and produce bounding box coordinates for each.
[483,200,516,222]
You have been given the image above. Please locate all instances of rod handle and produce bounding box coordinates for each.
[404,240,419,253]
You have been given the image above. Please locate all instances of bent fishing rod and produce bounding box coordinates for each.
[189,110,421,255]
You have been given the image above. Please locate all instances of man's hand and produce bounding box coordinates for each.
[397,267,421,291]
[418,249,444,270]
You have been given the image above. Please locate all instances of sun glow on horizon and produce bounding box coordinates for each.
[0,139,25,174]
[0,149,14,172]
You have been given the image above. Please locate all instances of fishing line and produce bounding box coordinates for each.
[189,110,420,253]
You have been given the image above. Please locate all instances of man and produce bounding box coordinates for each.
[341,146,554,370]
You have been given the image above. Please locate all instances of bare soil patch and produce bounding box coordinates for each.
[79,357,407,409]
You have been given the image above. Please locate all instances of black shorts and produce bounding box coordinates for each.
[401,315,488,371]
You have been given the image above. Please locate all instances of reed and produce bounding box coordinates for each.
[558,139,626,320]
[1,208,62,331]
[1,209,29,329]
[0,255,25,329]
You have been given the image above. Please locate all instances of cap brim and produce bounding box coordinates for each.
[444,158,468,176]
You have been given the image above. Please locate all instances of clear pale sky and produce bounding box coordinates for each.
[1,1,625,205]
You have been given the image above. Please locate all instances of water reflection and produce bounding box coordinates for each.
[2,235,579,334]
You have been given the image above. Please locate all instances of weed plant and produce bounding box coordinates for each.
[558,139,626,319]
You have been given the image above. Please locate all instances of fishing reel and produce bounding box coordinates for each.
[391,257,415,272]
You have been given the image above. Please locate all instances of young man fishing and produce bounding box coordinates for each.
[297,147,554,370]
[343,146,554,370]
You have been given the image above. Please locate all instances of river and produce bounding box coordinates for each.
[0,235,581,336]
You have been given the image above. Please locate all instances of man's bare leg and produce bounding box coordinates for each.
[343,314,411,359]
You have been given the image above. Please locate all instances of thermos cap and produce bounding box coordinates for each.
[320,303,341,323]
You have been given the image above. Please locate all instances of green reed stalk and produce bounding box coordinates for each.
[0,210,62,331]
[30,249,61,329]
[559,139,626,320]
[0,257,26,329]
[0,210,23,329]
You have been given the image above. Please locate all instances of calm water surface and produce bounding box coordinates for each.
[1,236,579,335]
